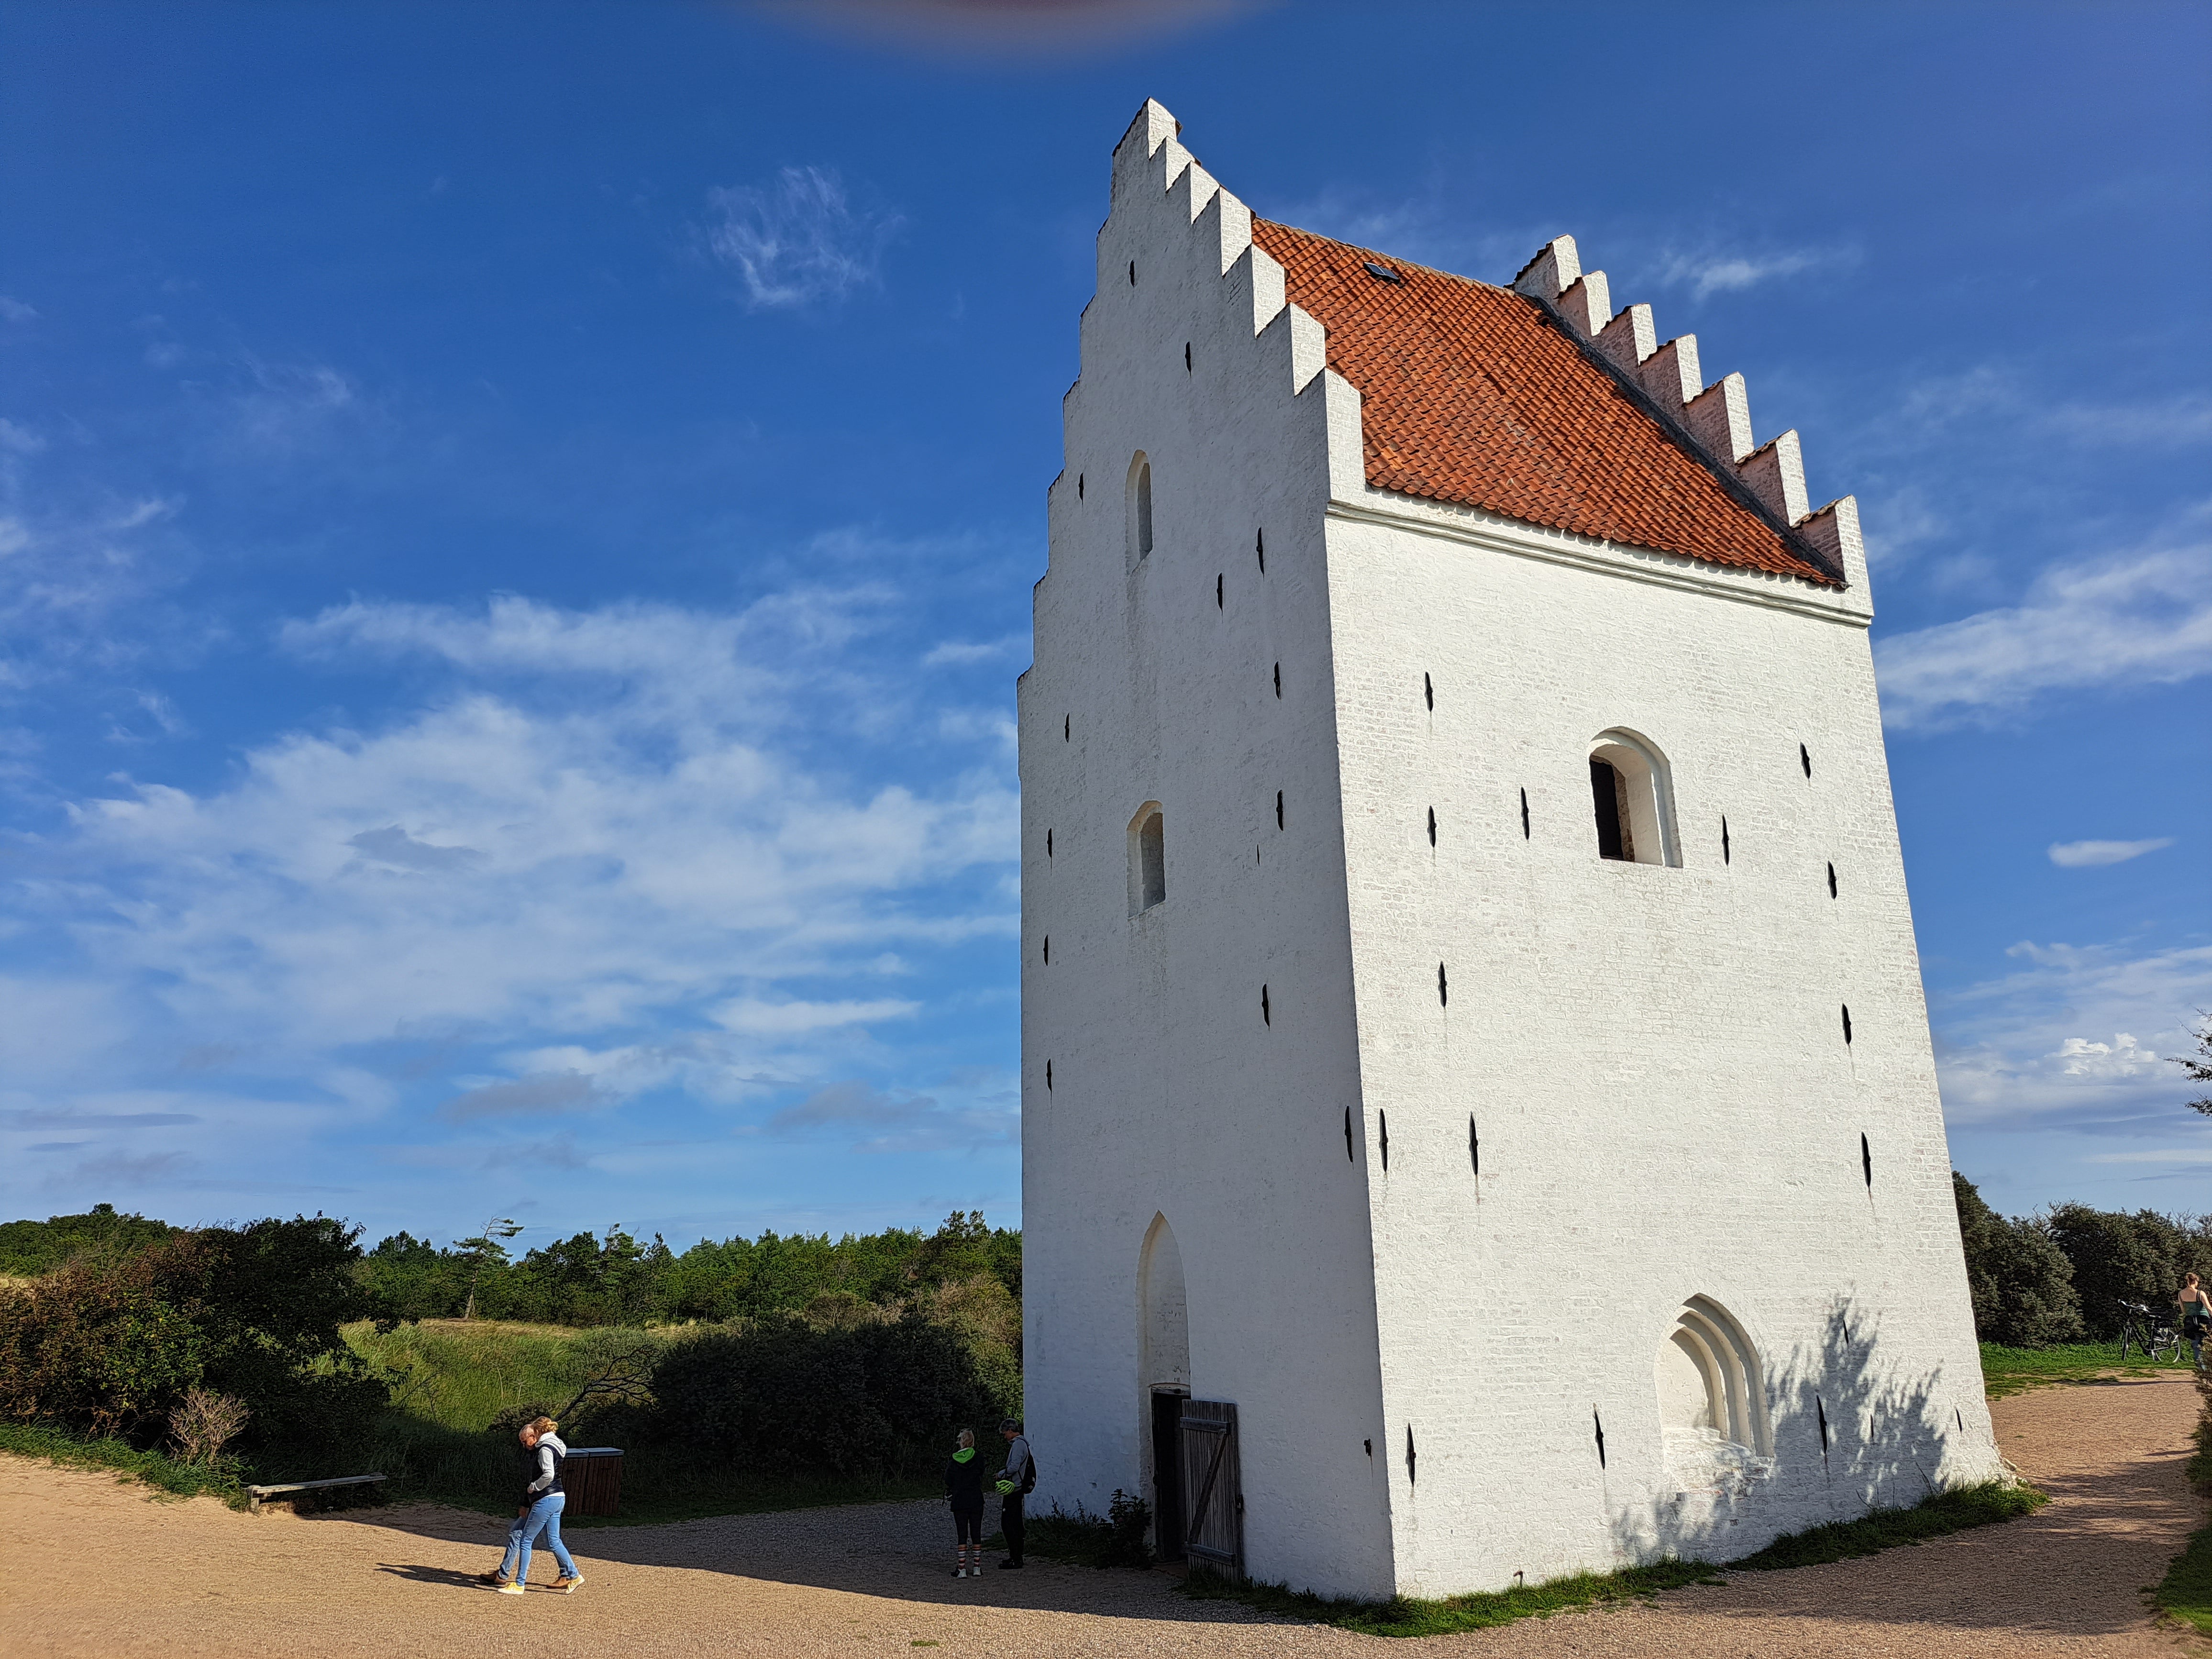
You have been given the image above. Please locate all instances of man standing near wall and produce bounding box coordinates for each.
[994,1417,1032,1569]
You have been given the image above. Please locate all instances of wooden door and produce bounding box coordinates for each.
[1178,1400,1243,1579]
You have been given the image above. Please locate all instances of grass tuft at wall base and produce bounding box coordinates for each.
[1179,1559,1725,1637]
[1731,1479,2046,1570]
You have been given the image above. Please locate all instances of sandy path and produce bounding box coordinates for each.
[1,1375,2201,1658]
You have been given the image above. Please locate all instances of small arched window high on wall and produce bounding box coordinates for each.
[1587,729,1680,867]
[1127,453,1154,566]
[1129,802,1166,914]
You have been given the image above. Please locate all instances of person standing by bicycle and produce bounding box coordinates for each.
[2179,1272,2210,1370]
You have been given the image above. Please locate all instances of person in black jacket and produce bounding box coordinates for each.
[994,1417,1033,1570]
[943,1428,987,1578]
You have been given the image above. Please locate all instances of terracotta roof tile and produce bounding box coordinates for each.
[1251,219,1835,586]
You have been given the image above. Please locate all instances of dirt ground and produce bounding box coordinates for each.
[2,1375,2203,1659]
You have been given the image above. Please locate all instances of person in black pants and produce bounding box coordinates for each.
[944,1428,987,1577]
[994,1416,1032,1569]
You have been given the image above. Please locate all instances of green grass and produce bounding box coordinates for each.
[1978,1340,2195,1398]
[1170,1480,2046,1637]
[0,1420,245,1506]
[1178,1559,1724,1637]
[1732,1479,2046,1569]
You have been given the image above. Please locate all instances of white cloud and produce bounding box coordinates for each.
[764,1075,1015,1153]
[1874,544,2212,728]
[922,634,1026,668]
[1657,244,1853,301]
[0,297,35,324]
[704,166,901,310]
[2047,838,2175,868]
[1932,939,2212,1130]
[8,591,1017,1139]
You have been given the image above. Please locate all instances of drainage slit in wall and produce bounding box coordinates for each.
[1438,962,1448,1006]
[1272,662,1281,698]
[1861,1132,1872,1190]
[1344,1106,1354,1163]
[1423,672,1434,712]
[1276,790,1285,831]
[1379,1112,1390,1170]
[1405,1427,1416,1483]
[1427,806,1437,847]
[1261,984,1271,1027]
[1842,1004,1853,1045]
[1722,817,1731,864]
[1255,528,1265,573]
[1593,1409,1606,1469]
[1801,742,1813,778]
[1469,1113,1479,1177]
[1827,862,1838,899]
[1520,788,1530,840]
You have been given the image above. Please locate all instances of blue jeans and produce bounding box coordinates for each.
[501,1492,576,1583]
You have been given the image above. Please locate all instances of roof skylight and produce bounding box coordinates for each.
[1363,261,1404,284]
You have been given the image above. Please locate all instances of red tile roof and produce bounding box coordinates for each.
[1250,220,1835,585]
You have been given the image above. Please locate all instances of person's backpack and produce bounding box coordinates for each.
[1019,1447,1037,1495]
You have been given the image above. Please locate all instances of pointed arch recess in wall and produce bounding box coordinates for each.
[1655,1295,1772,1462]
[1588,728,1681,867]
[1139,1214,1191,1395]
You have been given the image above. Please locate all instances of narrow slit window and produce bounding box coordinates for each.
[1045,1060,1052,1091]
[1344,1106,1354,1163]
[1042,936,1050,964]
[1046,829,1053,857]
[1255,528,1265,572]
[1183,342,1191,373]
[1860,1132,1872,1189]
[1261,984,1270,1026]
[1379,1111,1390,1170]
[1134,808,1166,911]
[1405,1427,1416,1483]
[1593,1408,1606,1468]
[1128,454,1154,562]
[1437,962,1448,1006]
[1827,862,1838,898]
[1816,1395,1830,1454]
[1842,1004,1853,1045]
[1520,788,1530,839]
[1801,742,1812,778]
[1423,672,1434,712]
[1275,790,1284,831]
[1469,1113,1479,1176]
[1216,573,1223,609]
[1063,714,1070,742]
[1427,806,1437,847]
[1077,473,1084,499]
[1128,259,1135,285]
[1722,817,1731,864]
[1272,663,1281,698]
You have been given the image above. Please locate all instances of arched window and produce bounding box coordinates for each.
[1127,453,1154,565]
[1129,802,1166,914]
[1655,1295,1771,1456]
[1588,729,1679,867]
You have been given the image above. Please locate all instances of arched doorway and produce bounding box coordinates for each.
[1139,1214,1190,1559]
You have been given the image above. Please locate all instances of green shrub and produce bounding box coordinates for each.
[1028,1490,1153,1569]
[0,1204,181,1277]
[1953,1173,2084,1347]
[2044,1205,2212,1340]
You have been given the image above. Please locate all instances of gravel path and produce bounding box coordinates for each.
[2,1374,2202,1658]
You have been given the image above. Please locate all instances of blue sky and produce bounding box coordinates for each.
[2,0,2206,1249]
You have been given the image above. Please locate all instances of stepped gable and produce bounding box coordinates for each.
[1249,218,1836,586]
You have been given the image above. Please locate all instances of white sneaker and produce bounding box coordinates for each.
[496,1582,526,1596]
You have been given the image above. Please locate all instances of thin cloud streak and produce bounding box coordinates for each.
[704,167,901,310]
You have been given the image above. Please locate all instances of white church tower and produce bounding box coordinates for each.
[1017,100,2001,1600]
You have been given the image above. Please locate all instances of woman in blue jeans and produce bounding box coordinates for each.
[478,1416,583,1594]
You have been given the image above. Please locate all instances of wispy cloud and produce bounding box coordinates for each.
[2047,837,2175,868]
[704,167,901,310]
[922,634,1026,668]
[442,1071,605,1121]
[1874,542,2212,729]
[1656,243,1856,301]
[752,0,1263,59]
[765,1075,1015,1153]
[0,297,35,324]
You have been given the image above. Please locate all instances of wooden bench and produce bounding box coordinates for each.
[246,1473,387,1514]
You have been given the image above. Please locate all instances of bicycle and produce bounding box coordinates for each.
[2114,1299,2184,1363]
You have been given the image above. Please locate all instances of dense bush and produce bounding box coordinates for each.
[1953,1173,2085,1347]
[2044,1203,2212,1339]
[646,1310,1016,1478]
[353,1210,1022,1331]
[0,1216,382,1461]
[0,1204,181,1276]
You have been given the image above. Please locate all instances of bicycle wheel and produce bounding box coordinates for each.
[2151,1333,2183,1364]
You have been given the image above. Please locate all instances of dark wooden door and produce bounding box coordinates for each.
[1178,1400,1243,1579]
[1150,1390,1186,1561]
